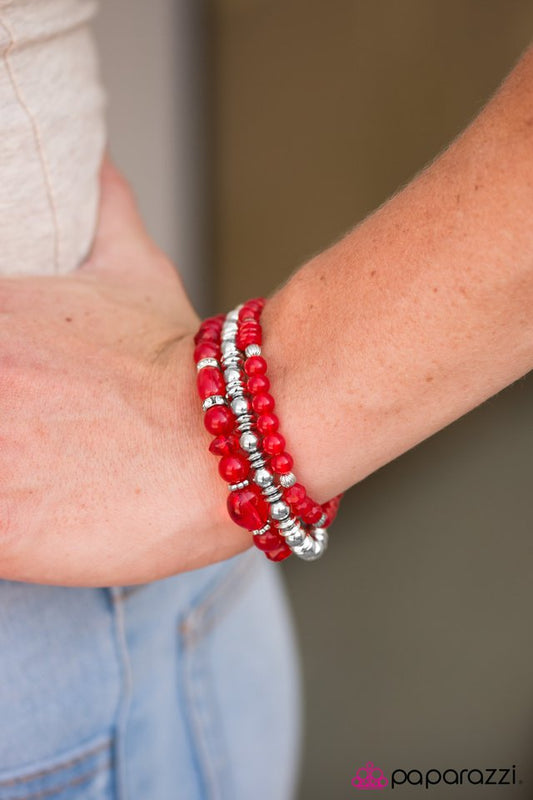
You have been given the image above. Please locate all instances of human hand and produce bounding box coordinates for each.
[0,157,251,586]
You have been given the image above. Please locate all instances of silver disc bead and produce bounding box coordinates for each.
[196,357,219,371]
[202,395,226,412]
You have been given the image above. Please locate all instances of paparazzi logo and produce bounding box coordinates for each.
[351,763,521,790]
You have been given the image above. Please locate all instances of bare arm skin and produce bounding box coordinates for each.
[0,48,531,586]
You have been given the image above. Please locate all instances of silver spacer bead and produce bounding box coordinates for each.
[226,309,240,322]
[221,327,238,342]
[278,516,297,531]
[228,479,249,491]
[316,512,328,528]
[224,367,241,384]
[245,344,261,357]
[221,340,239,358]
[262,485,282,503]
[240,431,259,452]
[270,501,290,521]
[252,522,271,537]
[196,357,219,371]
[231,396,250,416]
[249,453,267,469]
[312,527,329,548]
[221,354,240,367]
[226,383,244,398]
[202,395,226,412]
[236,414,254,430]
[253,467,273,488]
[279,472,296,488]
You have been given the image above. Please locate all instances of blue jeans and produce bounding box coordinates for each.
[0,548,302,799]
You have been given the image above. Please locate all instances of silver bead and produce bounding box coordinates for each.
[285,527,306,547]
[278,516,297,531]
[312,528,329,548]
[221,325,238,341]
[245,344,261,357]
[249,453,267,469]
[270,501,290,521]
[279,472,296,488]
[316,512,328,528]
[226,383,244,398]
[253,468,273,488]
[228,479,249,491]
[231,396,250,416]
[221,340,239,358]
[252,522,271,536]
[196,357,219,371]
[224,367,241,384]
[262,485,282,502]
[226,309,239,322]
[291,536,316,561]
[240,431,258,452]
[202,395,226,411]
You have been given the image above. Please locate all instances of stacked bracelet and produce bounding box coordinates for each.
[194,298,342,563]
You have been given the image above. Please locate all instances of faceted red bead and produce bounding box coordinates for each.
[284,483,306,507]
[194,326,220,345]
[227,485,270,531]
[219,454,249,483]
[247,375,270,395]
[239,305,260,321]
[244,355,267,376]
[270,452,293,474]
[323,495,343,525]
[302,503,324,525]
[265,541,292,562]
[193,342,220,363]
[253,529,286,552]
[262,432,285,455]
[209,435,239,457]
[256,413,279,434]
[197,366,225,400]
[252,393,275,414]
[293,497,314,517]
[204,405,234,435]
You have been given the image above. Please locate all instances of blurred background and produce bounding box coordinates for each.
[96,2,533,797]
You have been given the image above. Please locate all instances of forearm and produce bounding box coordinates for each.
[261,46,533,504]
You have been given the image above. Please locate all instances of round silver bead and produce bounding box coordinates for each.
[223,367,241,384]
[231,396,250,416]
[291,536,316,561]
[196,357,219,371]
[285,527,306,547]
[270,501,290,521]
[240,431,259,452]
[245,344,261,357]
[312,528,329,548]
[202,395,226,411]
[253,468,273,488]
[279,472,296,488]
[226,309,239,322]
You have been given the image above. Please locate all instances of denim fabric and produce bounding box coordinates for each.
[0,549,302,799]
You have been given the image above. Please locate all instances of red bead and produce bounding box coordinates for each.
[209,434,240,456]
[197,366,225,400]
[219,454,249,483]
[244,356,267,376]
[193,342,220,363]
[194,326,220,345]
[262,432,285,455]
[264,542,292,562]
[323,495,343,525]
[252,393,275,414]
[247,375,270,395]
[204,405,234,435]
[270,452,293,474]
[227,485,270,531]
[256,413,279,435]
[293,497,314,517]
[302,503,323,525]
[253,529,286,552]
[284,483,306,507]
[239,305,260,321]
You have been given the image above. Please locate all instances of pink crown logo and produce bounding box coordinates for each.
[351,761,389,790]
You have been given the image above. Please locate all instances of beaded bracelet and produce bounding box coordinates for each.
[194,298,343,562]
